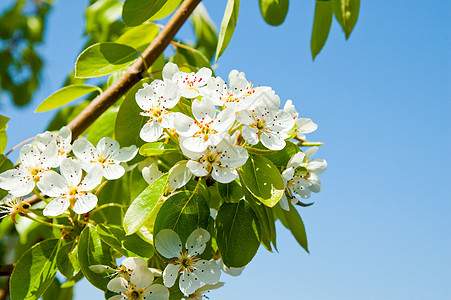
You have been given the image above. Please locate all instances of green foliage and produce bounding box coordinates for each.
[239,154,285,207]
[116,23,159,50]
[191,4,218,61]
[123,173,169,235]
[311,0,333,59]
[75,42,138,78]
[56,241,81,279]
[154,187,210,243]
[122,0,168,27]
[259,0,289,26]
[35,85,102,113]
[86,107,117,144]
[0,115,10,154]
[216,201,261,268]
[334,0,360,39]
[217,179,244,203]
[140,142,180,157]
[274,203,309,253]
[10,239,61,300]
[78,225,115,291]
[215,0,240,62]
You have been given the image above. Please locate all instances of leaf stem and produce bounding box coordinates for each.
[90,203,125,216]
[22,214,72,229]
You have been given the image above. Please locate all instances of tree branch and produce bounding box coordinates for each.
[67,0,202,139]
[0,264,14,277]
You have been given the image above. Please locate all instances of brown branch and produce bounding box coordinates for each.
[67,0,202,139]
[0,264,14,277]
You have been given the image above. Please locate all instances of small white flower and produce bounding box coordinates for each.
[107,257,169,300]
[35,126,72,167]
[296,118,318,140]
[142,163,163,185]
[174,98,235,152]
[184,282,224,300]
[238,105,294,150]
[136,80,182,142]
[217,259,244,277]
[155,228,221,296]
[163,62,212,99]
[0,194,31,223]
[38,158,102,216]
[0,143,57,197]
[72,137,138,180]
[281,147,327,204]
[181,137,248,184]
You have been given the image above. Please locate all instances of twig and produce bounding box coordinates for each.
[0,264,14,277]
[67,0,202,139]
[4,136,35,158]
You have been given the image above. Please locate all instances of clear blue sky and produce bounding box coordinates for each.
[1,1,450,299]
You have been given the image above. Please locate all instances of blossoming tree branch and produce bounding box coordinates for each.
[0,0,359,299]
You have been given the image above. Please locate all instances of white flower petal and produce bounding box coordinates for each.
[241,126,258,145]
[186,161,208,177]
[73,139,97,161]
[173,114,197,137]
[103,164,125,180]
[140,121,164,143]
[212,108,235,133]
[297,118,318,134]
[142,284,169,300]
[72,193,98,214]
[185,228,210,256]
[162,264,179,288]
[192,98,215,123]
[107,277,129,293]
[219,260,244,277]
[287,152,306,169]
[122,257,148,271]
[196,282,225,293]
[108,295,125,300]
[305,146,318,161]
[79,165,102,191]
[179,270,201,296]
[182,137,208,153]
[307,173,321,193]
[169,162,192,191]
[19,145,40,168]
[142,164,163,185]
[131,267,154,290]
[260,131,285,150]
[43,198,70,217]
[211,167,237,184]
[279,193,290,211]
[37,171,67,197]
[114,145,138,162]
[162,62,179,80]
[309,159,327,175]
[41,141,58,168]
[192,260,221,285]
[155,229,183,259]
[97,137,120,158]
[60,158,82,186]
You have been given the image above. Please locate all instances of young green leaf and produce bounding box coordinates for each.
[123,173,169,235]
[274,203,309,253]
[216,201,261,267]
[259,0,289,26]
[56,241,80,279]
[191,3,218,61]
[42,278,74,300]
[35,85,102,112]
[217,179,244,203]
[75,42,138,78]
[215,0,240,62]
[263,140,300,167]
[154,188,210,243]
[78,225,115,291]
[10,239,61,300]
[122,0,168,27]
[116,23,159,50]
[139,142,179,157]
[311,0,333,59]
[149,0,183,21]
[176,43,212,69]
[87,107,117,145]
[333,0,360,39]
[239,154,285,207]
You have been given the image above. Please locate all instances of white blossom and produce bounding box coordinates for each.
[281,147,327,205]
[72,137,138,180]
[163,62,212,99]
[0,194,30,223]
[217,259,244,277]
[107,257,169,300]
[136,80,182,142]
[174,98,235,152]
[296,118,318,140]
[180,137,248,184]
[38,158,102,216]
[184,282,224,300]
[0,143,57,197]
[155,228,221,296]
[35,126,72,167]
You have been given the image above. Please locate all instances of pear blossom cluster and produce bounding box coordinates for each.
[0,127,137,217]
[136,63,327,206]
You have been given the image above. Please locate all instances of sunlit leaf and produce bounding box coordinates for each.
[311,0,333,59]
[35,85,102,112]
[122,0,168,27]
[215,0,240,62]
[259,0,289,26]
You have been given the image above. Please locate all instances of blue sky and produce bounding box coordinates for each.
[1,0,450,299]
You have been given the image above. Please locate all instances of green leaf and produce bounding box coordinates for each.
[273,203,309,253]
[215,0,240,62]
[123,173,169,235]
[75,43,138,78]
[56,242,80,279]
[176,44,211,69]
[0,115,10,154]
[116,23,159,50]
[87,107,117,145]
[122,0,168,27]
[97,224,154,259]
[35,85,102,112]
[139,142,179,157]
[78,225,115,291]
[94,174,129,227]
[333,0,360,39]
[311,0,333,59]
[0,115,9,129]
[46,101,89,131]
[149,0,183,21]
[191,4,218,61]
[239,154,284,207]
[115,79,152,148]
[259,0,289,26]
[154,187,210,243]
[10,239,61,300]
[42,278,73,300]
[217,179,244,203]
[216,201,260,267]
